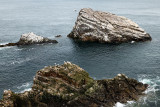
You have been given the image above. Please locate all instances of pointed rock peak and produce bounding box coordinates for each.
[68,8,151,43]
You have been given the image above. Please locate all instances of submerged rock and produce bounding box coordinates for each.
[0,32,58,47]
[68,8,152,43]
[0,62,148,107]
[55,35,62,37]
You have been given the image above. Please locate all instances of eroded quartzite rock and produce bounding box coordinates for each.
[17,32,58,45]
[0,32,58,47]
[68,8,152,43]
[0,62,148,107]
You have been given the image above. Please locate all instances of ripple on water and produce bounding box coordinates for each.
[16,82,32,93]
[0,47,12,50]
[10,58,32,65]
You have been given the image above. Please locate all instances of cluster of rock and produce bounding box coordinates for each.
[68,8,152,43]
[0,62,148,107]
[0,32,58,47]
[0,8,151,107]
[0,8,152,47]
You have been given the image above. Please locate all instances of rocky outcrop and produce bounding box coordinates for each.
[0,32,58,47]
[0,43,17,47]
[68,8,152,43]
[0,62,148,107]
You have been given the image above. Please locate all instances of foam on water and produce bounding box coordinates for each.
[15,48,23,51]
[137,75,160,106]
[114,75,160,107]
[20,88,32,93]
[114,101,136,107]
[114,102,125,107]
[138,75,160,93]
[0,46,12,50]
[17,82,31,89]
[0,42,8,45]
[16,82,32,93]
[11,58,32,65]
[15,76,160,107]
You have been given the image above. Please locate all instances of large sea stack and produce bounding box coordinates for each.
[68,8,152,43]
[0,32,58,47]
[0,62,148,107]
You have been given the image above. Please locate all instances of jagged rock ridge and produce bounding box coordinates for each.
[68,8,152,43]
[0,62,148,107]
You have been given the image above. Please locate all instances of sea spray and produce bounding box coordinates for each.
[16,82,32,93]
[114,75,160,107]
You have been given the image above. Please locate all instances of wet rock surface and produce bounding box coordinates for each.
[0,43,18,47]
[0,32,58,47]
[0,62,148,107]
[68,8,152,43]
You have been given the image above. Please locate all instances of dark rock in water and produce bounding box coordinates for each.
[68,8,152,43]
[0,32,58,47]
[0,62,148,107]
[55,35,62,37]
[0,43,17,47]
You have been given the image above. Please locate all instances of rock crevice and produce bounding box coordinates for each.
[68,8,152,43]
[0,62,148,107]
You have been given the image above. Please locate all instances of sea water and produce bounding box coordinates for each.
[0,0,160,106]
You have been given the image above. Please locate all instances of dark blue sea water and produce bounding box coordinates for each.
[0,0,160,106]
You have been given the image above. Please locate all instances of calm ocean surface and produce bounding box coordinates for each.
[0,0,160,106]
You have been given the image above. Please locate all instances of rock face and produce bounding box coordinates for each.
[17,32,58,45]
[68,8,152,43]
[0,32,58,47]
[0,62,148,107]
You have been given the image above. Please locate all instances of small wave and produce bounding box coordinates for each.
[27,48,35,51]
[0,42,12,50]
[114,75,160,107]
[0,42,16,50]
[20,88,32,93]
[114,101,135,107]
[114,102,125,107]
[15,48,23,51]
[17,82,32,89]
[36,44,43,45]
[0,42,8,45]
[0,46,12,50]
[17,82,32,93]
[11,58,32,65]
[138,75,160,93]
[138,75,160,106]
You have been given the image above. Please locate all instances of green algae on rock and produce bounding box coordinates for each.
[0,62,148,107]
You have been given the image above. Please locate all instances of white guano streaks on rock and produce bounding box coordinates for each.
[68,8,152,43]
